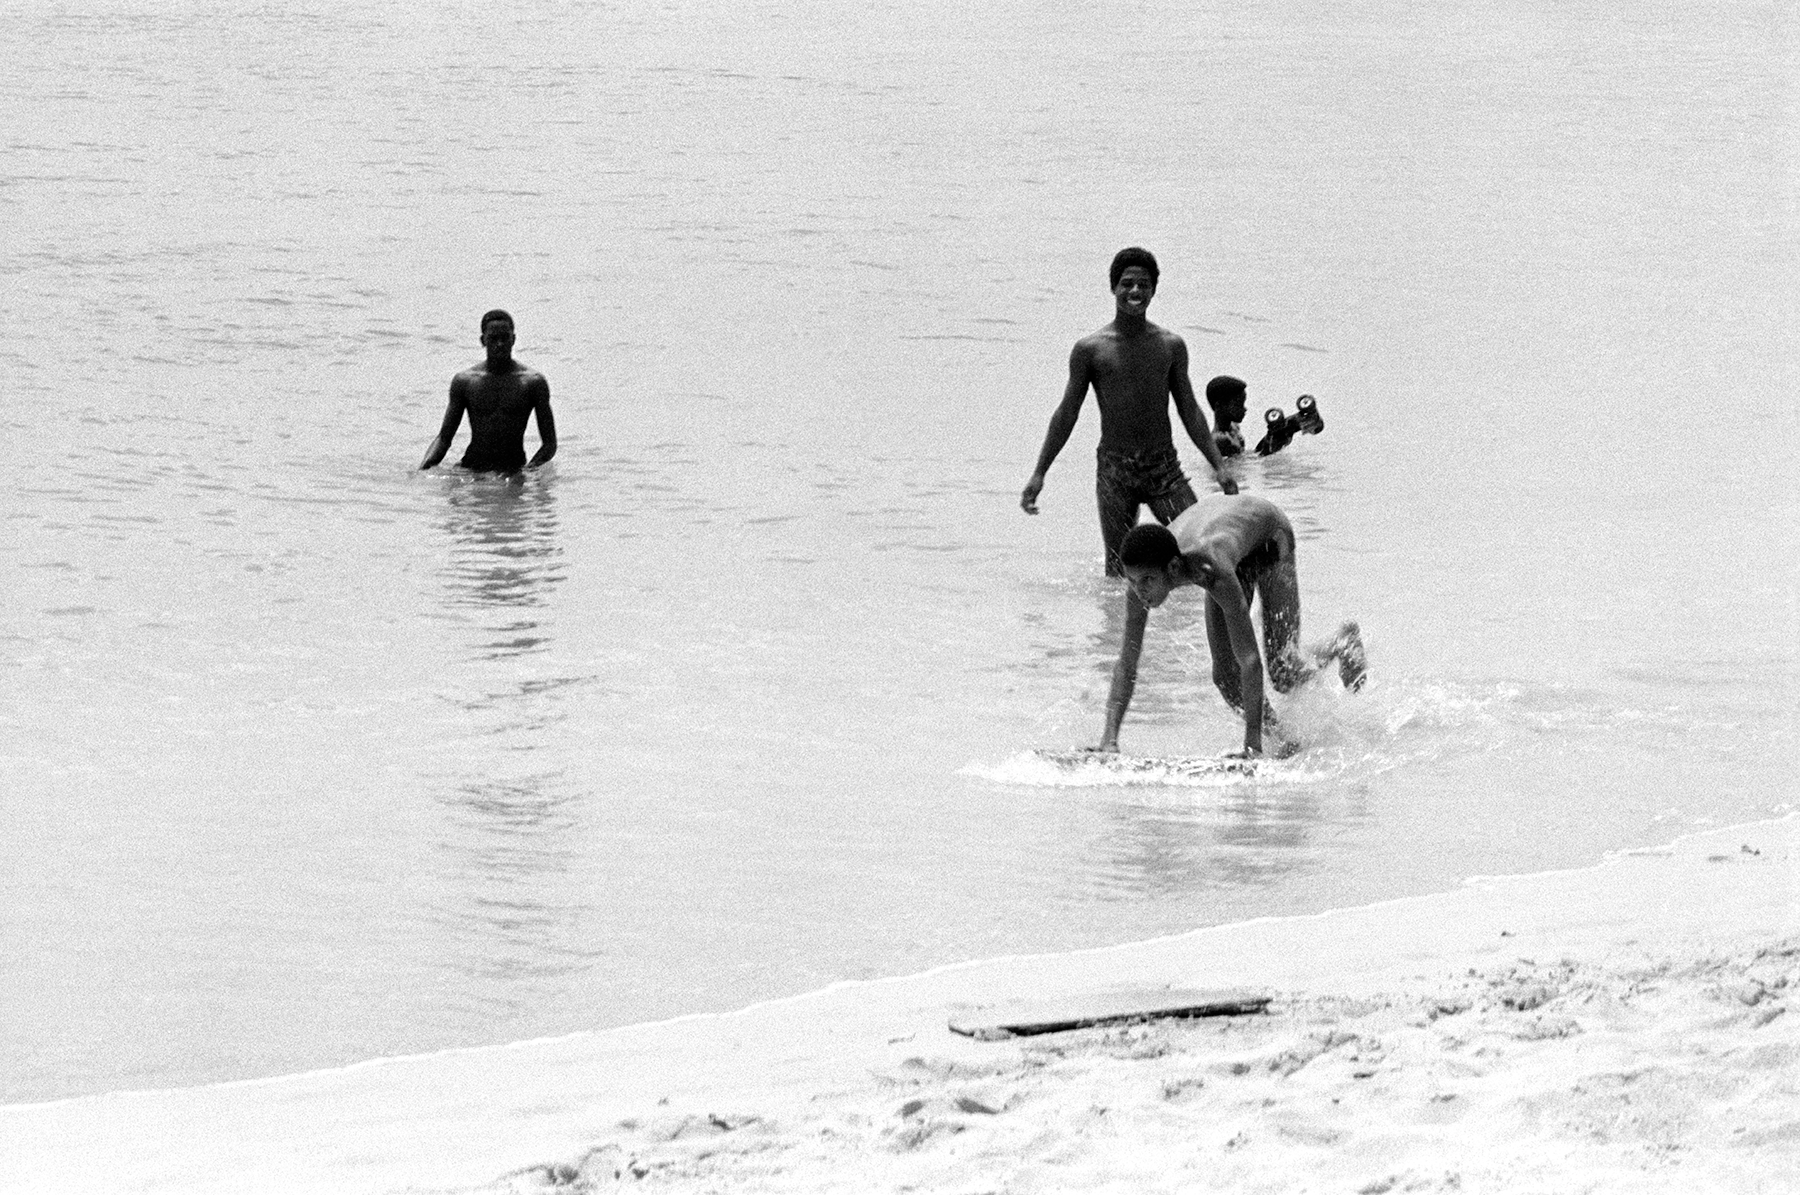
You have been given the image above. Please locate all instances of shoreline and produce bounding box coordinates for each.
[6,815,1795,1194]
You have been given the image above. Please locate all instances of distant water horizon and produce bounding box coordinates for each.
[3,0,1793,1102]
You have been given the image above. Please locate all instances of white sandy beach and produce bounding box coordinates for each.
[5,815,1795,1195]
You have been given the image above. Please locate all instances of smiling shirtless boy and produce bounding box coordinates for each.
[1020,247,1236,577]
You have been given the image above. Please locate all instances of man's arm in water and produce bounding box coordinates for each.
[1204,571,1268,754]
[1021,342,1094,513]
[527,376,556,468]
[1169,338,1237,494]
[419,375,469,469]
[1094,590,1150,752]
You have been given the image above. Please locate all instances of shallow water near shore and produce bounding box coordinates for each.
[2,0,1793,1103]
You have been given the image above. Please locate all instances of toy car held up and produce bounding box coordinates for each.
[1254,394,1324,456]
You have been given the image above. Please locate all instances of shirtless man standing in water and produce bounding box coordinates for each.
[1020,247,1236,576]
[420,309,557,473]
[1101,494,1365,758]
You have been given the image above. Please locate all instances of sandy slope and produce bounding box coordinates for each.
[453,937,1796,1194]
[5,818,1795,1195]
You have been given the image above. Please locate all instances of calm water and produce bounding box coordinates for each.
[2,0,1793,1103]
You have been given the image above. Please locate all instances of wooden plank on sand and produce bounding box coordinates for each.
[948,988,1271,1041]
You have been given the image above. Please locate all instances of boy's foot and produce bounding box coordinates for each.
[1333,621,1367,691]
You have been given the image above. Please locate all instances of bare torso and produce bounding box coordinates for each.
[1078,321,1185,454]
[1167,493,1293,571]
[1020,291,1230,515]
[454,362,548,472]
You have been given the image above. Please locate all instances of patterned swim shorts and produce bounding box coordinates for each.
[1094,446,1197,576]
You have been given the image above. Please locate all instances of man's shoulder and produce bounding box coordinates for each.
[1213,492,1284,524]
[1168,495,1220,537]
[1143,322,1186,355]
[1078,322,1164,349]
[458,362,547,385]
[1176,493,1282,538]
[1085,320,1183,352]
[1073,327,1115,354]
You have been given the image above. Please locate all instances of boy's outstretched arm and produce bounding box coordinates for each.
[1021,344,1093,513]
[1169,341,1237,494]
[420,379,468,470]
[1095,590,1150,751]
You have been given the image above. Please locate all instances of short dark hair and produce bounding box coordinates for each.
[1205,375,1247,408]
[480,309,514,333]
[1119,522,1180,570]
[1109,247,1159,290]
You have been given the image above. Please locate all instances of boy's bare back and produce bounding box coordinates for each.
[1168,493,1291,570]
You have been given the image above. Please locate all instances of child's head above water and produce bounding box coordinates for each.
[1205,375,1247,425]
[1119,522,1181,570]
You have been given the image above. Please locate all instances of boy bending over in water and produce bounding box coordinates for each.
[1098,493,1365,757]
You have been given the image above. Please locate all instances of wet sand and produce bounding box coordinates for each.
[5,816,1794,1195]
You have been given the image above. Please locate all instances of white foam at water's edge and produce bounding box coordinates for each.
[987,676,1608,794]
[961,751,1331,788]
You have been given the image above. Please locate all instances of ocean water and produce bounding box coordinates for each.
[2,0,1793,1104]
